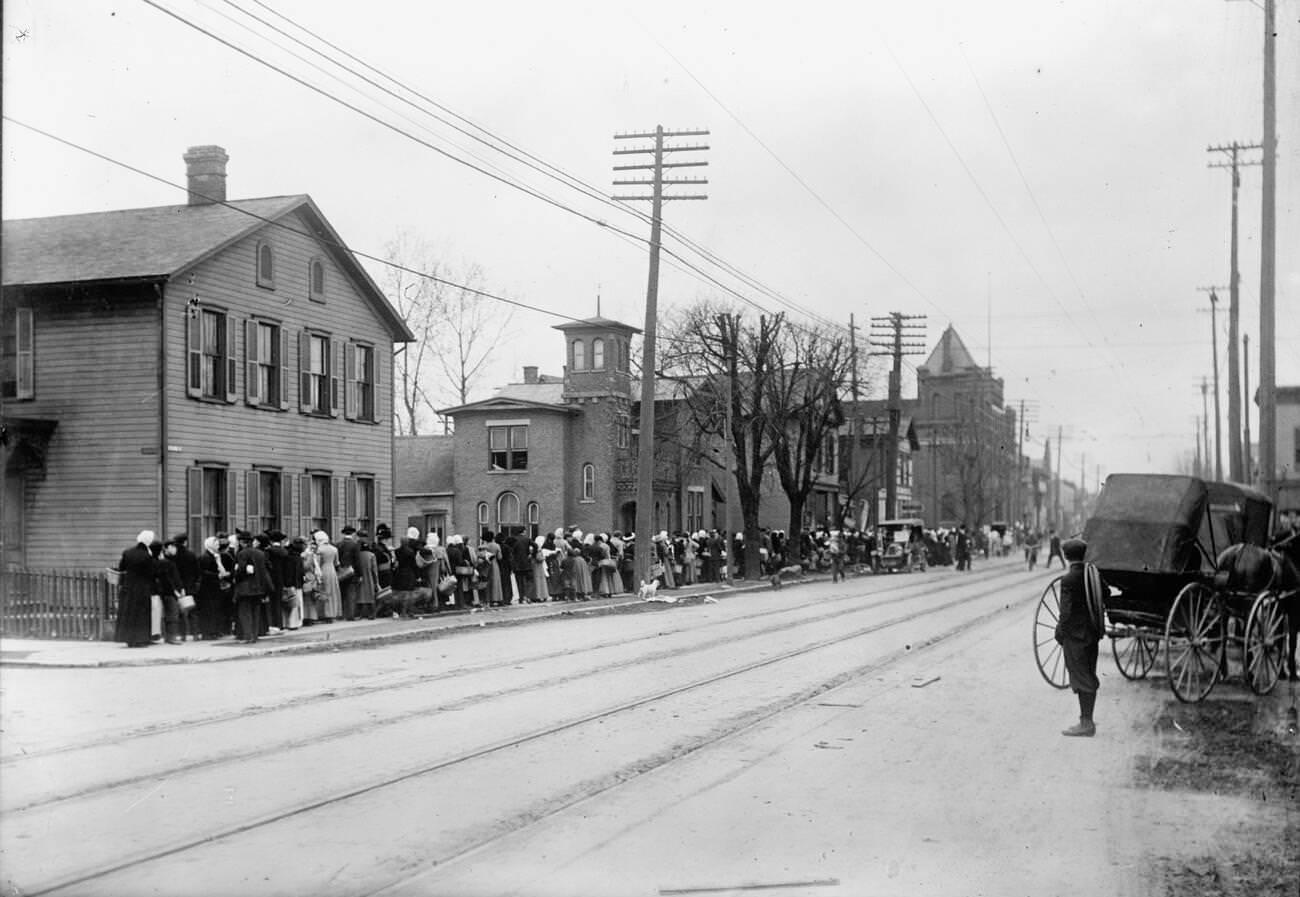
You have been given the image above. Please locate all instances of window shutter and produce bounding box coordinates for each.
[224,315,238,404]
[187,467,203,546]
[225,470,239,534]
[372,478,382,533]
[279,329,291,411]
[245,319,260,406]
[299,473,312,538]
[246,469,261,534]
[299,330,312,413]
[329,340,342,418]
[281,473,294,536]
[345,476,358,526]
[332,476,345,539]
[186,312,202,398]
[371,348,381,423]
[14,308,34,399]
[343,342,357,420]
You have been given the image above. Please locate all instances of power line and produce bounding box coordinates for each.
[2,116,587,324]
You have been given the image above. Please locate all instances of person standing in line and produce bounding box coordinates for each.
[196,536,231,640]
[954,525,971,572]
[232,530,273,644]
[282,533,304,630]
[1045,529,1066,569]
[355,532,380,620]
[155,539,186,644]
[391,527,422,618]
[509,530,533,602]
[171,534,200,609]
[264,530,289,633]
[313,530,343,623]
[829,530,846,583]
[478,530,504,607]
[1054,538,1105,736]
[300,537,320,625]
[113,530,156,648]
[336,526,361,621]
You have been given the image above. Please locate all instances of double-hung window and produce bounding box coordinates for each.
[245,319,287,408]
[299,331,335,416]
[187,308,236,401]
[345,342,375,422]
[489,425,528,471]
[187,465,235,544]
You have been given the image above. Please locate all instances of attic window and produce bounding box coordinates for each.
[309,257,326,302]
[256,241,275,289]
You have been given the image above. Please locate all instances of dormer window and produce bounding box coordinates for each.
[256,241,275,289]
[572,339,586,372]
[309,257,326,302]
[592,338,605,371]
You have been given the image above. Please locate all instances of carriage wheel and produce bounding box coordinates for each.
[1243,591,1287,696]
[1165,583,1226,704]
[1112,633,1159,680]
[1032,577,1070,689]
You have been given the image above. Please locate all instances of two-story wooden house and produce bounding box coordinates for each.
[0,145,413,572]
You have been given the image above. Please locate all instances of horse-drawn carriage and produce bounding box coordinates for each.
[1034,473,1297,703]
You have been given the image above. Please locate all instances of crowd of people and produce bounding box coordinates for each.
[110,518,1107,648]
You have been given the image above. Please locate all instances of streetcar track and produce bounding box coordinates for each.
[2,563,1033,767]
[24,575,1039,897]
[6,565,1038,814]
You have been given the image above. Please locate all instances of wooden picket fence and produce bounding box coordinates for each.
[0,568,116,641]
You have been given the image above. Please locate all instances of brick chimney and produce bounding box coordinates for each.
[523,366,539,384]
[183,145,229,205]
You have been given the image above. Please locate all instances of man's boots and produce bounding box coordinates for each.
[1062,691,1096,737]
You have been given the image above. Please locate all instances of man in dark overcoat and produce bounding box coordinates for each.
[1054,538,1104,736]
[232,530,274,644]
[337,526,362,620]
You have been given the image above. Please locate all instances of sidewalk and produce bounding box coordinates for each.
[0,575,789,668]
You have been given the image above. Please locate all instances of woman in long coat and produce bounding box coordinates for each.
[113,530,156,647]
[592,534,615,598]
[196,536,231,639]
[478,531,504,607]
[531,536,552,602]
[571,533,593,600]
[313,531,342,621]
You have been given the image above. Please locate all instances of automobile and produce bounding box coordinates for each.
[875,518,927,573]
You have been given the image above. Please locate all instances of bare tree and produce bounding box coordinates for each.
[659,302,783,578]
[763,323,851,560]
[382,232,514,435]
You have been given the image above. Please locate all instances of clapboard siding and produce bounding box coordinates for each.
[12,285,161,567]
[163,210,396,541]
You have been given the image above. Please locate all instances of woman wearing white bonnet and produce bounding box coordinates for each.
[313,530,343,622]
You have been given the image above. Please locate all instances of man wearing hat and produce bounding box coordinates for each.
[338,525,361,620]
[1054,538,1105,736]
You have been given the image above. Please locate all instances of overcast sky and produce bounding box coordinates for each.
[3,0,1297,486]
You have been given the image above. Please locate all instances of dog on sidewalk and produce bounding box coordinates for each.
[769,564,804,590]
[638,579,659,601]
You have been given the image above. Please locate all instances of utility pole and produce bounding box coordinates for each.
[848,314,862,528]
[1201,377,1211,478]
[1055,425,1063,530]
[1195,417,1203,479]
[1258,0,1278,506]
[870,313,926,521]
[1243,334,1253,484]
[1196,286,1227,481]
[613,126,709,581]
[1208,141,1262,482]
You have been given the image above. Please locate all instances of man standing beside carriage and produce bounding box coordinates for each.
[1274,510,1300,681]
[1054,538,1105,737]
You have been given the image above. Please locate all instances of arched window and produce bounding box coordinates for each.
[592,338,605,370]
[581,463,595,501]
[527,501,541,539]
[572,339,586,372]
[497,491,521,528]
[256,241,275,288]
[308,258,325,301]
[476,501,489,531]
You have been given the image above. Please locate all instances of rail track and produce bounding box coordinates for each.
[5,564,1046,897]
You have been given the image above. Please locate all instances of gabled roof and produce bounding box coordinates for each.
[393,435,456,495]
[441,389,577,417]
[919,325,980,375]
[1,195,414,341]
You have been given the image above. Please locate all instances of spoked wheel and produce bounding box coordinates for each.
[1244,591,1287,695]
[1033,577,1070,689]
[1112,633,1160,679]
[1165,583,1226,703]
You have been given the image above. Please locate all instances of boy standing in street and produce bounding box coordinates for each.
[1055,538,1105,736]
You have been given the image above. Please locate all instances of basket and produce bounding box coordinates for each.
[177,594,196,612]
[105,567,122,587]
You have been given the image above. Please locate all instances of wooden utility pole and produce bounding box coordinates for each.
[1207,141,1261,482]
[1196,286,1226,481]
[870,313,925,521]
[1258,0,1278,506]
[613,126,708,581]
[1243,334,1253,483]
[847,314,862,527]
[1201,377,1212,478]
